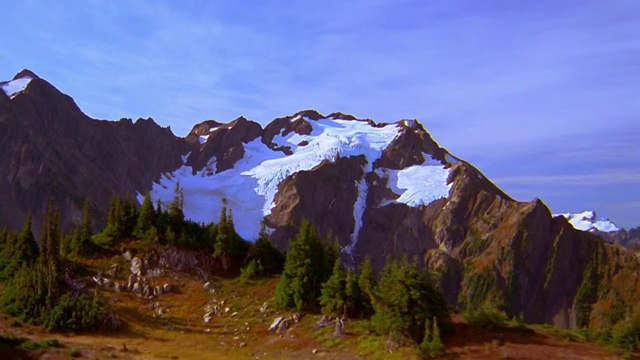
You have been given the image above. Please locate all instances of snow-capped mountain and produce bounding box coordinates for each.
[2,69,633,328]
[147,115,454,245]
[555,211,620,233]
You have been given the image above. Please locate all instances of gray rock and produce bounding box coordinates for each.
[131,257,143,276]
[268,317,284,332]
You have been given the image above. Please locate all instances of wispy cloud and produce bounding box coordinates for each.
[1,0,639,227]
[494,171,640,187]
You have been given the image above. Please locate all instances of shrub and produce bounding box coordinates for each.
[463,306,507,329]
[611,319,640,352]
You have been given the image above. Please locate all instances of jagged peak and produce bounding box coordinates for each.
[13,69,40,81]
[554,210,620,233]
[327,111,358,121]
[292,109,324,120]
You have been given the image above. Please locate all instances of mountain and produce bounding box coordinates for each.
[2,69,639,330]
[596,226,640,248]
[0,70,190,235]
[555,211,620,233]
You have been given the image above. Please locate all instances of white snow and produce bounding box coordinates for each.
[198,135,209,144]
[146,118,401,241]
[343,174,369,254]
[181,152,192,164]
[376,154,452,208]
[1,76,32,98]
[555,211,620,233]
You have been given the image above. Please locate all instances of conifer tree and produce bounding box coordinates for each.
[372,257,450,343]
[320,258,347,317]
[135,191,155,238]
[72,198,95,256]
[15,213,39,265]
[345,268,367,318]
[168,182,184,234]
[250,223,284,274]
[275,219,331,311]
[358,256,376,301]
[106,194,124,238]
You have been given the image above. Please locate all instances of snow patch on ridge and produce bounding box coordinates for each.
[1,76,32,98]
[377,154,452,207]
[146,118,401,241]
[555,211,619,233]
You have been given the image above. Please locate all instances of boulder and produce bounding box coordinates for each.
[268,317,284,332]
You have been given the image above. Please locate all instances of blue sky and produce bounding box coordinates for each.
[2,0,639,227]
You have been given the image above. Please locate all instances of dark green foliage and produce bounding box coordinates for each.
[275,220,333,311]
[213,203,249,271]
[120,195,138,236]
[419,317,445,359]
[15,213,39,265]
[106,194,124,238]
[345,268,369,318]
[43,292,107,332]
[2,203,110,332]
[240,259,262,281]
[135,192,155,238]
[611,318,640,352]
[70,199,97,256]
[168,182,184,234]
[462,306,508,329]
[248,223,284,274]
[319,259,346,317]
[371,257,450,343]
[357,256,376,313]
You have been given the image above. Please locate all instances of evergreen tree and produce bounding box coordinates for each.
[168,182,184,234]
[358,256,377,301]
[106,195,124,238]
[249,223,284,274]
[345,268,368,318]
[371,257,450,343]
[120,195,138,236]
[135,191,155,238]
[320,258,347,317]
[71,198,95,256]
[275,219,332,311]
[14,213,39,265]
[213,206,249,271]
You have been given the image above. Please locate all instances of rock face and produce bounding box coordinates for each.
[596,226,640,248]
[1,69,638,330]
[0,70,190,234]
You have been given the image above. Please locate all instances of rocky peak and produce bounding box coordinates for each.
[13,68,40,80]
[327,111,358,121]
[184,116,262,173]
[292,109,324,120]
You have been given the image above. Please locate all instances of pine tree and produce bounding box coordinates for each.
[168,182,184,234]
[371,257,450,343]
[72,198,95,256]
[358,256,376,302]
[320,258,347,317]
[345,268,367,318]
[275,219,331,311]
[106,194,124,238]
[120,195,138,236]
[135,191,155,238]
[15,213,39,265]
[250,223,284,274]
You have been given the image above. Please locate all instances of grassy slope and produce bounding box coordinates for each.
[0,252,635,360]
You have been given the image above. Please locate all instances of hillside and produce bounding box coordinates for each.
[1,69,640,334]
[0,262,630,360]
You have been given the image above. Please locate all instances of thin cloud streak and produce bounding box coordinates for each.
[494,172,640,187]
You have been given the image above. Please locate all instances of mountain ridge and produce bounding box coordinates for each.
[1,69,639,330]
